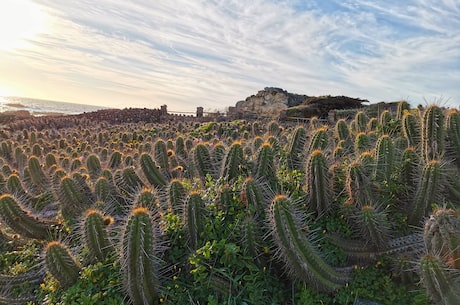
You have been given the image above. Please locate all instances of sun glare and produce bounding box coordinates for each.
[0,0,48,51]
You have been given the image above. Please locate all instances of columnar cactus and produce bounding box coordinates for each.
[221,141,245,181]
[306,127,329,156]
[373,135,394,182]
[28,156,49,191]
[305,149,331,216]
[167,179,186,213]
[422,105,445,162]
[86,154,102,179]
[192,143,214,181]
[345,161,373,207]
[398,147,420,200]
[58,175,94,218]
[408,160,443,226]
[268,194,350,293]
[424,208,460,269]
[419,254,460,305]
[140,153,167,188]
[445,109,460,168]
[154,139,169,172]
[121,207,160,305]
[353,205,390,250]
[83,209,113,262]
[44,241,81,288]
[254,142,278,191]
[0,194,53,239]
[286,126,307,170]
[184,191,205,250]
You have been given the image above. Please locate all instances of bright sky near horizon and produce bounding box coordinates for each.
[0,0,459,112]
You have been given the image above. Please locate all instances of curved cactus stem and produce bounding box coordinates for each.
[221,141,245,182]
[268,194,350,293]
[192,143,214,181]
[0,194,54,239]
[286,126,307,171]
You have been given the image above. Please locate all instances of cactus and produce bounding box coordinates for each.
[367,117,378,132]
[241,177,269,216]
[345,161,374,207]
[221,141,245,181]
[45,153,57,168]
[140,153,167,188]
[398,147,421,200]
[306,127,329,156]
[419,254,460,305]
[58,175,94,218]
[424,208,460,269]
[254,142,278,191]
[94,176,111,202]
[192,143,214,181]
[212,142,226,169]
[44,241,81,288]
[354,132,371,153]
[353,205,390,250]
[167,179,186,213]
[83,209,113,262]
[241,214,263,264]
[184,191,205,250]
[286,126,307,170]
[154,139,169,171]
[396,100,411,120]
[6,173,32,203]
[108,150,122,169]
[28,156,49,191]
[378,110,393,134]
[422,105,445,162]
[402,111,421,148]
[305,149,331,216]
[353,111,368,133]
[116,167,145,195]
[121,207,160,305]
[445,109,460,168]
[334,119,351,146]
[408,160,443,226]
[134,188,159,213]
[268,194,350,293]
[86,154,102,179]
[0,194,54,239]
[373,135,394,182]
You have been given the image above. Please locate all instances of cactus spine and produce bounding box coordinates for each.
[254,142,278,190]
[268,195,350,292]
[44,241,81,288]
[121,207,159,305]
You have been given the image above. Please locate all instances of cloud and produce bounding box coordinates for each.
[1,0,459,110]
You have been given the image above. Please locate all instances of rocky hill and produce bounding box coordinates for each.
[233,87,368,119]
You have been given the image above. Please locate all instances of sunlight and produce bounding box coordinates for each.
[0,0,48,51]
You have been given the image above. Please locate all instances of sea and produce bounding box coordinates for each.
[0,96,110,116]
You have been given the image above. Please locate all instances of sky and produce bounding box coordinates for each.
[0,0,459,112]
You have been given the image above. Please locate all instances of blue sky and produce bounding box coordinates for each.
[0,0,459,112]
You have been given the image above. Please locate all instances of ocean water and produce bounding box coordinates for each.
[0,96,110,116]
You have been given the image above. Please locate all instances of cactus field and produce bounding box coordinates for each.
[0,102,459,305]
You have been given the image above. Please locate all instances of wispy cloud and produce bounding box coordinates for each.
[1,0,459,110]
